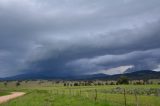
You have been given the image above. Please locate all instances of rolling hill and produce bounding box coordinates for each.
[0,70,160,81]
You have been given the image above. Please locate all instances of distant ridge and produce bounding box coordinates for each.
[105,70,160,80]
[0,70,160,81]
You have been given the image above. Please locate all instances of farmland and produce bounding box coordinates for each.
[0,80,160,106]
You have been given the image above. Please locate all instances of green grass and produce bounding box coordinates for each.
[2,91,111,106]
[0,82,160,106]
[0,91,10,96]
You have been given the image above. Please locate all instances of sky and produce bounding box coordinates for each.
[0,0,160,77]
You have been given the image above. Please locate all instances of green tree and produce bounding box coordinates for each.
[4,82,8,87]
[117,76,129,84]
[16,81,21,87]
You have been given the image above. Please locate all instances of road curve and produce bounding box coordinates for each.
[0,92,25,104]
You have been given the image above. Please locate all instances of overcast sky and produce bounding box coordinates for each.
[0,0,160,77]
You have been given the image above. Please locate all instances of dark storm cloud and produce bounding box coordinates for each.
[67,48,160,74]
[0,0,160,77]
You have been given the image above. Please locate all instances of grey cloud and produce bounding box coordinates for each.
[67,49,160,74]
[0,0,160,77]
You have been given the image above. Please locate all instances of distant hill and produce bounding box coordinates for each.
[104,70,160,80]
[124,68,152,73]
[76,70,160,80]
[0,73,108,81]
[0,70,160,81]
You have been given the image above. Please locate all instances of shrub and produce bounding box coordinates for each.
[16,81,21,87]
[117,76,129,84]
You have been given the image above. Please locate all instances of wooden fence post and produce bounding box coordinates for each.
[69,88,71,96]
[57,89,59,95]
[95,89,97,103]
[62,90,64,95]
[157,89,160,97]
[134,89,139,106]
[124,88,127,106]
[80,89,81,96]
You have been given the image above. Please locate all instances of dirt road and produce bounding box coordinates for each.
[0,92,25,104]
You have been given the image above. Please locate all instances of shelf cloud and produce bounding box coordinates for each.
[0,0,160,77]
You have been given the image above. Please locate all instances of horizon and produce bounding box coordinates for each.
[0,0,160,78]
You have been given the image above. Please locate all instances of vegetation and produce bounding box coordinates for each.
[117,76,129,85]
[0,80,160,106]
[0,90,10,96]
[16,81,21,87]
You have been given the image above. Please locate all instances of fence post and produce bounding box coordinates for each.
[69,88,71,96]
[86,91,88,98]
[134,89,139,106]
[63,90,65,95]
[57,89,59,95]
[95,89,97,103]
[124,88,127,106]
[80,88,81,96]
[157,89,160,97]
[105,90,107,102]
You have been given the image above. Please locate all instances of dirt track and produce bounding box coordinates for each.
[0,92,25,104]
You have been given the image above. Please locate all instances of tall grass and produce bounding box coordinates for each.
[0,82,160,106]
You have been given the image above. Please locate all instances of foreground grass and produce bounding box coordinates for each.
[2,91,111,106]
[0,84,160,106]
[0,91,10,96]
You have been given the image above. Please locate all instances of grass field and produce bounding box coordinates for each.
[0,91,10,96]
[0,81,160,106]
